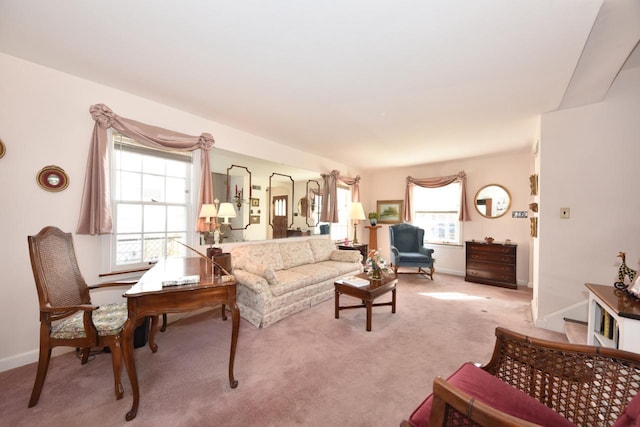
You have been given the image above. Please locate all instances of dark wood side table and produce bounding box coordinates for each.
[334,273,397,331]
[338,243,369,264]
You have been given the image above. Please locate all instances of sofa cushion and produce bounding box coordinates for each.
[330,249,362,263]
[242,262,279,285]
[289,263,340,282]
[308,238,336,262]
[269,270,315,297]
[232,242,284,271]
[279,240,315,269]
[408,362,575,427]
[614,392,640,427]
[316,260,361,275]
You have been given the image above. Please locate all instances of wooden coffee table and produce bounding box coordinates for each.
[334,273,397,331]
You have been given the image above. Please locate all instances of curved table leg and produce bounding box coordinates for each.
[221,303,227,321]
[149,316,159,353]
[160,313,167,332]
[122,315,139,421]
[228,302,239,389]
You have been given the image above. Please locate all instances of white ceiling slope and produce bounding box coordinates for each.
[1,1,637,170]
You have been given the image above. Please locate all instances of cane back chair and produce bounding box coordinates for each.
[27,226,135,407]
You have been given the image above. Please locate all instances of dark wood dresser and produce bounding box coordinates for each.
[465,241,517,289]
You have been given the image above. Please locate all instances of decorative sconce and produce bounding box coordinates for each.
[233,185,245,208]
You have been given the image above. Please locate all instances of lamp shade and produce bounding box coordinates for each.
[349,202,366,221]
[217,202,237,224]
[199,204,218,221]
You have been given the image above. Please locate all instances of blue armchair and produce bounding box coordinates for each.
[389,223,435,279]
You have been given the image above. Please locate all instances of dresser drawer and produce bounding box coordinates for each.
[466,267,516,283]
[467,251,515,264]
[466,243,516,256]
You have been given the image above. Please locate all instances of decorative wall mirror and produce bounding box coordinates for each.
[36,165,69,192]
[226,164,252,230]
[269,172,294,239]
[474,184,511,219]
[304,179,321,227]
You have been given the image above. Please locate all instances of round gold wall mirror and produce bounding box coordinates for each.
[474,184,511,218]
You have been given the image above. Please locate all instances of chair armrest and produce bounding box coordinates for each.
[482,326,640,425]
[41,303,98,313]
[427,377,541,427]
[89,280,137,289]
[391,245,400,262]
[419,247,434,258]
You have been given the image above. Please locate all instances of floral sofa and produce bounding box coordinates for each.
[229,237,363,328]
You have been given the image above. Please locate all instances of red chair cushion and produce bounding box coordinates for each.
[408,362,576,427]
[614,392,640,427]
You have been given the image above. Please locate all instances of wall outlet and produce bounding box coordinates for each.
[560,208,570,219]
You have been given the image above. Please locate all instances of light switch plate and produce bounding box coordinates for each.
[560,208,570,219]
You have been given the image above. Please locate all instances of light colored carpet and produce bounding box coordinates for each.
[0,273,566,426]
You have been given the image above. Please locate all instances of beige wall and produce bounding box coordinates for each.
[0,53,355,371]
[533,66,640,332]
[360,150,535,282]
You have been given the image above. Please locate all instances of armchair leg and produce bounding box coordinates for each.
[108,338,124,400]
[29,345,52,407]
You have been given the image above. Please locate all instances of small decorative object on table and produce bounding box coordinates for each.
[614,251,640,299]
[484,236,494,244]
[366,250,390,280]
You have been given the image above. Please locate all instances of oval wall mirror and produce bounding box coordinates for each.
[474,184,511,218]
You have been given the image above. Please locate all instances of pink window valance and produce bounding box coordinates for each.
[76,103,215,235]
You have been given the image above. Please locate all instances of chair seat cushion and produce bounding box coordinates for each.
[614,392,640,427]
[397,252,431,263]
[51,302,128,339]
[408,362,576,427]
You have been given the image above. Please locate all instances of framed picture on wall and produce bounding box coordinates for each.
[251,198,260,207]
[376,200,403,224]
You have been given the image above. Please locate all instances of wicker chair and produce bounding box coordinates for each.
[402,327,640,427]
[27,226,137,407]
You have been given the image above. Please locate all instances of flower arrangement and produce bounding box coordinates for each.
[366,249,390,280]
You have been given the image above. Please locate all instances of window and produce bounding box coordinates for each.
[110,133,192,270]
[330,186,351,241]
[412,182,462,245]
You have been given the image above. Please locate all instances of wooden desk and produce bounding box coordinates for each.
[122,257,239,421]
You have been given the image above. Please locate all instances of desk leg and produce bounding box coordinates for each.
[365,299,372,332]
[148,316,159,353]
[228,302,239,389]
[122,315,139,421]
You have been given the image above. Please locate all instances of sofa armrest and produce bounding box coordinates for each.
[482,327,640,426]
[232,269,271,295]
[424,378,542,427]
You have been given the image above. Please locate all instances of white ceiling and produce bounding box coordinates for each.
[1,1,638,171]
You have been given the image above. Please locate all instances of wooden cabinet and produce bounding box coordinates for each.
[586,283,640,353]
[465,241,517,289]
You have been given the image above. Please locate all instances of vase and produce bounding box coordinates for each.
[369,218,377,226]
[368,268,382,280]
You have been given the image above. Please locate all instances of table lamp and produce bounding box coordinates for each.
[349,202,366,244]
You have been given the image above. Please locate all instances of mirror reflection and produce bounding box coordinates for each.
[474,184,511,218]
[305,180,321,227]
[210,148,323,242]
